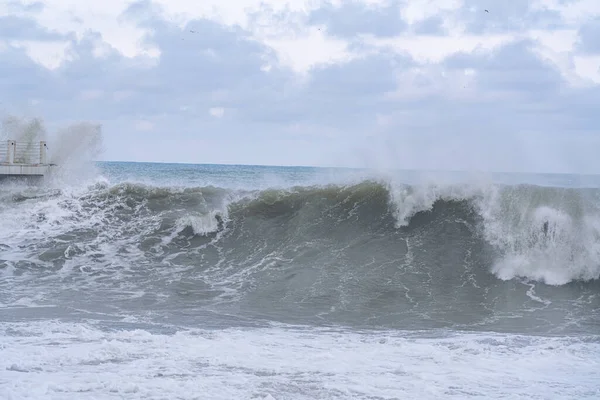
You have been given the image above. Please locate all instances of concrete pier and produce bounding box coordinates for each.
[0,140,56,181]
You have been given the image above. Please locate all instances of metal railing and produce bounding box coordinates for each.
[0,140,48,165]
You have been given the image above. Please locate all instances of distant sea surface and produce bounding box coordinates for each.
[1,161,599,399]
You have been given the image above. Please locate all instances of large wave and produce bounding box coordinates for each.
[1,115,599,331]
[387,181,600,284]
[3,179,600,287]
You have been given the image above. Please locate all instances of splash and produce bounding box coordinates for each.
[0,116,47,144]
[385,180,600,285]
[0,117,47,164]
[46,121,104,185]
[0,116,104,186]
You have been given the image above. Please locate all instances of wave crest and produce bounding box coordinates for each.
[2,179,600,285]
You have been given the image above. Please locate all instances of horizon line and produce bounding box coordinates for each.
[92,160,600,177]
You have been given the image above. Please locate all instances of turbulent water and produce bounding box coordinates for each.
[1,162,600,399]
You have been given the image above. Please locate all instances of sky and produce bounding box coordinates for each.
[0,0,599,173]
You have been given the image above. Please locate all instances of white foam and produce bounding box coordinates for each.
[0,321,598,399]
[385,178,600,284]
[176,211,224,236]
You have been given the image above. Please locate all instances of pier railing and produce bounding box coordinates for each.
[0,140,48,165]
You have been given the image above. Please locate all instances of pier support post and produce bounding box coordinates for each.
[40,141,47,165]
[7,140,15,164]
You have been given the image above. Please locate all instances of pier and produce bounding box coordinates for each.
[0,140,56,181]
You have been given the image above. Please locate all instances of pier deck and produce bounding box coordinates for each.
[0,140,56,180]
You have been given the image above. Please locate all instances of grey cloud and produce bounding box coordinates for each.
[123,1,283,95]
[6,1,44,13]
[147,22,267,92]
[363,39,600,173]
[577,17,600,54]
[444,40,562,100]
[456,0,565,34]
[308,1,406,37]
[1,3,599,171]
[308,53,409,97]
[233,52,414,129]
[120,0,155,19]
[30,5,285,122]
[554,86,600,129]
[0,15,67,41]
[0,46,56,102]
[0,8,291,138]
[412,17,446,35]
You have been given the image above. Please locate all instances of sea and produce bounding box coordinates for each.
[1,161,599,399]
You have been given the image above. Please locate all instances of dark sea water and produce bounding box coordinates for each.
[1,161,599,399]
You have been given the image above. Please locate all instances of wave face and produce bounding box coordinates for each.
[1,164,600,334]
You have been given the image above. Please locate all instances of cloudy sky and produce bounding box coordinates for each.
[0,0,599,173]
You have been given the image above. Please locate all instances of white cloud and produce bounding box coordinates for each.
[262,27,357,75]
[400,0,462,25]
[573,55,600,83]
[3,0,341,69]
[209,107,225,118]
[3,0,595,80]
[13,40,70,69]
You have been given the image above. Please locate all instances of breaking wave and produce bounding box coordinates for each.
[3,179,600,286]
